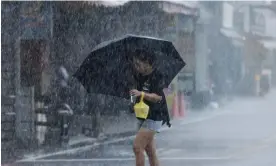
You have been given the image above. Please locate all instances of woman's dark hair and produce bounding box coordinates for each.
[131,49,156,66]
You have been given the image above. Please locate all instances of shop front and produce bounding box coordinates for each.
[14,1,53,145]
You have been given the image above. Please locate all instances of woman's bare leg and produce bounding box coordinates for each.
[145,137,159,166]
[133,128,155,166]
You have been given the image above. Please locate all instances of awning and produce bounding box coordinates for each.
[93,0,199,9]
[88,1,128,7]
[260,40,276,49]
[220,28,245,40]
[159,1,199,16]
[168,1,198,9]
[60,1,127,11]
[220,28,247,47]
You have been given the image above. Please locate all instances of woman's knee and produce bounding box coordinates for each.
[145,144,152,153]
[133,143,144,154]
[145,142,156,156]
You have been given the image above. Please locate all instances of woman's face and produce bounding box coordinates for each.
[133,58,153,75]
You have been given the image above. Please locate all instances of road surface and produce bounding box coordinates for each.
[16,91,276,166]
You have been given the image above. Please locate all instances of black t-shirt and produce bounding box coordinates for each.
[134,71,171,127]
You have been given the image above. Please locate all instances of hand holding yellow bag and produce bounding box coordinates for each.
[134,92,149,119]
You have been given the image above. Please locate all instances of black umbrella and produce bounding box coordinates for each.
[73,34,186,99]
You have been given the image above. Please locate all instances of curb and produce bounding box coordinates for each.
[20,131,137,160]
[69,131,136,148]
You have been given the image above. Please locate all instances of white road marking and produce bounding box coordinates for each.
[18,110,230,162]
[180,110,229,125]
[17,156,231,163]
[158,149,183,156]
[156,148,166,154]
[20,136,136,161]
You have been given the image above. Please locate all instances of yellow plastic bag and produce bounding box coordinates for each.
[134,92,149,119]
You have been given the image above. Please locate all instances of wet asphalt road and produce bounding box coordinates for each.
[16,91,276,166]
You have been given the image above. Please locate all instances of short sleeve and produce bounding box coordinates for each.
[150,72,165,97]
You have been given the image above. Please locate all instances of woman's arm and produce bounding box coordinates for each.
[130,89,162,103]
[143,92,162,103]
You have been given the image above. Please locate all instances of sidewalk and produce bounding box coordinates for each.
[67,111,137,147]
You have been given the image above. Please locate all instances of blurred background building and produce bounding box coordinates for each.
[2,1,276,158]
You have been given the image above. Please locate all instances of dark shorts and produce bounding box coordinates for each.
[137,119,162,133]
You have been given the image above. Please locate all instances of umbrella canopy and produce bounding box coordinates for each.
[73,34,186,99]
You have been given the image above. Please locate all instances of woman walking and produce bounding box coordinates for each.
[130,49,171,166]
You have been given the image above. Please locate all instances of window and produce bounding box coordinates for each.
[233,11,244,32]
[251,10,265,34]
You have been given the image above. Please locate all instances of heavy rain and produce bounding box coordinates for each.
[1,1,276,166]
